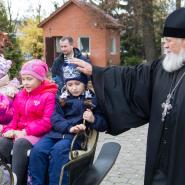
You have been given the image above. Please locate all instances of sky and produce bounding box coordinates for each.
[4,0,66,20]
[5,0,128,20]
[5,0,185,20]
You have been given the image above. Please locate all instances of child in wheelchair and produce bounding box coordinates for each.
[0,59,57,185]
[29,62,107,185]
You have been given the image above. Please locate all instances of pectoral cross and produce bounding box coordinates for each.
[161,93,173,122]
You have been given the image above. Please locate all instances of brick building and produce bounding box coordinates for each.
[38,0,121,67]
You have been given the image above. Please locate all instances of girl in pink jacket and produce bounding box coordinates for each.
[0,59,57,185]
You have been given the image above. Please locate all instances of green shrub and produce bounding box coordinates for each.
[4,35,23,79]
[121,56,143,66]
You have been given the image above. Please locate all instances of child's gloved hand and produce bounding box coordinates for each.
[2,130,14,138]
[83,109,95,123]
[14,130,26,138]
[69,124,86,134]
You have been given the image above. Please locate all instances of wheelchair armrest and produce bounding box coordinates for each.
[70,129,99,160]
[72,142,121,185]
[59,129,99,185]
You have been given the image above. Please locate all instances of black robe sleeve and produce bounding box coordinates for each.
[92,62,157,135]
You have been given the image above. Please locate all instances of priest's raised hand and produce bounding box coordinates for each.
[70,58,93,76]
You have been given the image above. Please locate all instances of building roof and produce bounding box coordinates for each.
[38,0,121,29]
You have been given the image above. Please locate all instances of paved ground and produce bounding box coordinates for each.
[95,124,148,185]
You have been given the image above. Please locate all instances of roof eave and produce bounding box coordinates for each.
[38,0,73,27]
[105,23,122,29]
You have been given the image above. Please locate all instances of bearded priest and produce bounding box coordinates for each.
[70,7,185,185]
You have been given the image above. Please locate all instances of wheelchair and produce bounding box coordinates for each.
[0,119,120,185]
[59,127,121,185]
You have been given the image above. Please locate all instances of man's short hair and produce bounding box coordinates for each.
[60,36,74,45]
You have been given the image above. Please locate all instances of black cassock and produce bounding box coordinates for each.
[92,59,185,185]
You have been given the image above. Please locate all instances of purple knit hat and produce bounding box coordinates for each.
[20,59,48,81]
[0,54,12,79]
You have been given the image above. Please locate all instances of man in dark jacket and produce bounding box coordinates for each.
[70,8,185,185]
[51,36,90,92]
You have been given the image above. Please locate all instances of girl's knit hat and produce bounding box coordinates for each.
[20,59,48,81]
[63,63,88,85]
[0,54,12,79]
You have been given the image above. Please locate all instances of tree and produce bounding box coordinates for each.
[0,0,22,78]
[120,0,144,65]
[91,0,145,65]
[153,0,170,55]
[121,0,157,62]
[176,0,181,8]
[0,0,10,31]
[4,35,22,78]
[141,0,156,62]
[90,0,172,64]
[18,18,43,59]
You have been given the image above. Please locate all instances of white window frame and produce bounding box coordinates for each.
[55,36,62,53]
[78,36,91,55]
[110,37,116,55]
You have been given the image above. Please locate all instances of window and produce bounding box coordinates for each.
[110,37,116,54]
[78,37,90,55]
[55,36,62,54]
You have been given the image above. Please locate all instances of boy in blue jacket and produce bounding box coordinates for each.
[28,62,107,185]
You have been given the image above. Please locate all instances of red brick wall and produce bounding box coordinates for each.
[42,3,120,66]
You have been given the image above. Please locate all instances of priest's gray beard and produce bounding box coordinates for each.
[162,49,185,72]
